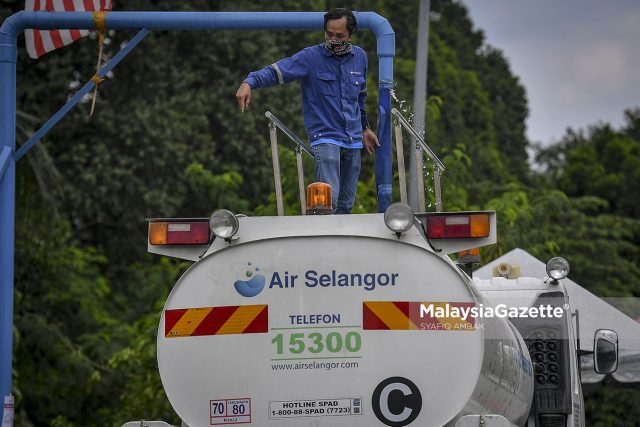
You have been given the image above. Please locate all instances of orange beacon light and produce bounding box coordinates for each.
[306,182,332,215]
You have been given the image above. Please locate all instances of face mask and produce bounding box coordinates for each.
[324,39,352,56]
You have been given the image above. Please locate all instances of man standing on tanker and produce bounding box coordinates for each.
[235,8,379,214]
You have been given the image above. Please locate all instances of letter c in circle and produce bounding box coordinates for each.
[372,377,422,426]
[380,382,412,422]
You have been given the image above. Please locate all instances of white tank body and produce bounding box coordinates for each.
[157,217,533,427]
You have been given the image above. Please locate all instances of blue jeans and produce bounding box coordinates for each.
[312,143,361,214]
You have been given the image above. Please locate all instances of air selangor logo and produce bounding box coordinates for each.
[234,264,400,297]
[234,262,265,297]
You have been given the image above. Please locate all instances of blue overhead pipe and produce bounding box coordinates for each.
[1,11,395,70]
[1,12,394,209]
[0,11,394,401]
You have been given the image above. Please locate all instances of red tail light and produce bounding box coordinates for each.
[148,221,210,245]
[426,214,490,239]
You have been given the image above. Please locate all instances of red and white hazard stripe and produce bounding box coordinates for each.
[24,0,113,59]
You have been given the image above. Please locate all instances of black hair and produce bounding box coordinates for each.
[324,8,357,36]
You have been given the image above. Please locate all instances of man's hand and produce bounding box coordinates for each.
[363,128,380,155]
[236,82,252,112]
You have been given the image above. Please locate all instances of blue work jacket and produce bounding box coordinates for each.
[244,44,369,147]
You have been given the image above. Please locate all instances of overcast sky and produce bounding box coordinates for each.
[462,0,640,146]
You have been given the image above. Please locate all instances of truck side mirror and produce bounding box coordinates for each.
[593,329,618,374]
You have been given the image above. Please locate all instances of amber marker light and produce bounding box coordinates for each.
[457,247,481,264]
[458,247,480,257]
[306,182,332,215]
[470,214,490,238]
[149,222,168,245]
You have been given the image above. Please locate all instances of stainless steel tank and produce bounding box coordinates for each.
[157,220,533,426]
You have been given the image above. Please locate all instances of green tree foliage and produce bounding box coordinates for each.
[1,0,638,425]
[483,190,640,297]
[530,110,640,299]
[536,109,640,218]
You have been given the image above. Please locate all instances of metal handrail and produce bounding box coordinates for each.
[265,111,313,157]
[392,108,445,170]
[391,108,445,212]
[264,111,311,216]
[265,108,444,215]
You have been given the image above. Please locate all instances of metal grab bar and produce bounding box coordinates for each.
[392,108,445,169]
[265,111,312,216]
[265,111,313,156]
[391,108,445,212]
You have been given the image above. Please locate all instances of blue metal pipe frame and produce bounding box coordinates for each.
[0,11,394,401]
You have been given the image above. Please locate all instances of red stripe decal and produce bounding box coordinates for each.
[242,305,269,333]
[164,308,188,336]
[191,306,239,337]
[393,301,410,318]
[363,303,390,330]
[364,301,477,331]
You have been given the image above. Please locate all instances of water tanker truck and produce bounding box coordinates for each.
[126,201,628,427]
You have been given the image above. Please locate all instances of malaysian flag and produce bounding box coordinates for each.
[24,0,113,59]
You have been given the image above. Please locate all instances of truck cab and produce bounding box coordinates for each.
[475,274,586,427]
